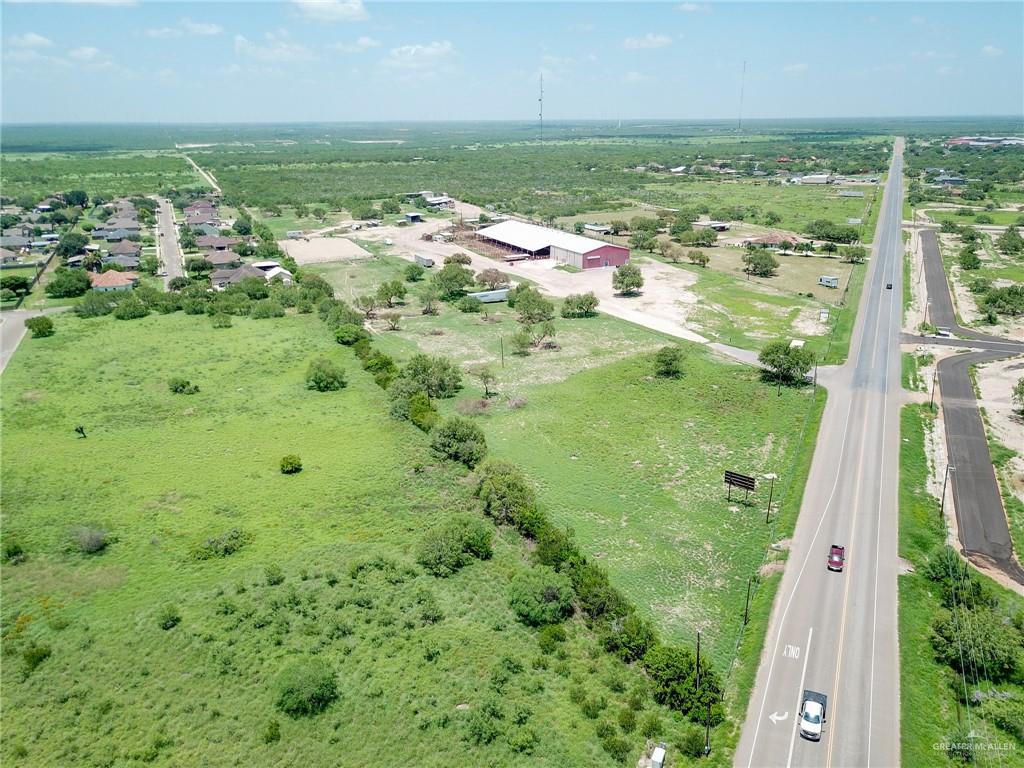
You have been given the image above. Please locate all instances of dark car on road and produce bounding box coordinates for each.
[827,544,845,572]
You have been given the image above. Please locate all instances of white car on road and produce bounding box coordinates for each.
[799,690,827,741]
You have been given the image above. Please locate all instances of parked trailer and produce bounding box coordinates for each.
[415,254,434,268]
[467,288,509,303]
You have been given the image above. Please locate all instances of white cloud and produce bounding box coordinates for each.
[69,46,101,61]
[912,50,956,60]
[333,35,380,53]
[147,18,222,38]
[623,33,672,50]
[568,22,595,33]
[937,65,962,76]
[981,44,1004,58]
[8,32,53,48]
[910,15,927,25]
[621,71,649,84]
[380,40,455,75]
[292,0,367,22]
[180,19,223,36]
[783,62,808,74]
[676,3,710,12]
[235,31,315,62]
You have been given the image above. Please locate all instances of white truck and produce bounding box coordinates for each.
[799,690,828,741]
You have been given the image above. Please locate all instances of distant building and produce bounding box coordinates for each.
[934,175,966,186]
[693,220,731,232]
[405,212,424,223]
[798,173,834,185]
[89,270,140,292]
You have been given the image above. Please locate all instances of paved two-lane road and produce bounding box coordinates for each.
[736,140,906,768]
[155,197,183,288]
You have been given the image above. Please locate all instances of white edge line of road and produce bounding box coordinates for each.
[786,626,815,767]
[745,393,857,767]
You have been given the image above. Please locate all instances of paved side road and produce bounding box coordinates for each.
[0,307,68,374]
[919,226,1024,584]
[155,197,184,289]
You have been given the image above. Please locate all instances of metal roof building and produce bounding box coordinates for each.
[475,220,629,270]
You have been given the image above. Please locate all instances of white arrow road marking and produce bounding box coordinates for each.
[769,711,789,725]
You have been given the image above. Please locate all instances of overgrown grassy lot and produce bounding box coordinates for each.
[1,152,208,201]
[898,405,1024,768]
[482,352,817,669]
[4,312,710,767]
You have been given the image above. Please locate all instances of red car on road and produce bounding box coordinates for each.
[827,545,845,572]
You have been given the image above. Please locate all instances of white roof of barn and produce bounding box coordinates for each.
[477,220,612,256]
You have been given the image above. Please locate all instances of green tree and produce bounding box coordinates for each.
[430,416,488,467]
[305,358,347,391]
[416,514,493,577]
[0,274,32,297]
[560,292,599,318]
[996,225,1024,255]
[472,365,497,398]
[55,232,89,261]
[433,262,475,300]
[959,249,981,270]
[514,287,554,325]
[417,283,440,315]
[45,267,91,298]
[376,279,407,307]
[401,353,462,398]
[63,190,89,207]
[404,262,425,282]
[379,198,401,214]
[744,251,779,277]
[839,245,867,263]
[573,222,586,234]
[113,295,150,320]
[758,340,815,383]
[1011,378,1024,413]
[687,250,710,267]
[476,268,509,290]
[612,263,644,295]
[608,220,628,235]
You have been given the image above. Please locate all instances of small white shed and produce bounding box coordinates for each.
[819,275,839,289]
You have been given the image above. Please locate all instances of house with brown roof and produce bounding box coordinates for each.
[210,264,264,290]
[196,235,240,251]
[203,250,242,269]
[109,239,142,256]
[89,270,140,292]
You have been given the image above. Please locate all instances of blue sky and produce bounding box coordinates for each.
[2,1,1021,122]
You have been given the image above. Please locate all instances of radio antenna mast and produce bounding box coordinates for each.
[737,60,747,132]
[538,73,544,142]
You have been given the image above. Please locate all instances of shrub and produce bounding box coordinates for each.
[600,735,631,762]
[654,346,685,378]
[409,392,440,432]
[280,454,303,474]
[416,514,494,577]
[265,564,285,586]
[580,695,607,719]
[45,267,90,298]
[537,624,567,654]
[945,727,976,763]
[453,296,480,315]
[475,458,540,530]
[158,604,181,630]
[74,291,116,317]
[676,725,707,758]
[210,312,232,328]
[191,529,253,560]
[334,323,368,345]
[404,262,425,282]
[113,296,150,320]
[305,358,346,391]
[445,252,472,265]
[508,566,574,626]
[25,316,54,338]
[618,707,637,734]
[507,726,539,754]
[273,658,338,716]
[430,416,487,467]
[263,719,281,744]
[70,525,109,554]
[22,643,52,674]
[387,378,424,421]
[603,612,657,662]
[2,537,26,565]
[251,299,286,319]
[640,712,663,738]
[168,377,200,394]
[643,644,723,721]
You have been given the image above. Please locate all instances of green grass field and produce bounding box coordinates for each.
[258,207,350,239]
[3,311,716,767]
[898,405,1024,768]
[925,209,1024,228]
[1,151,208,200]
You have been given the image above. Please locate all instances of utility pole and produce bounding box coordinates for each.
[743,577,752,626]
[929,368,937,410]
[765,474,776,524]
[941,464,955,520]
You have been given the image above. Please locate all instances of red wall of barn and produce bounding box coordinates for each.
[581,244,630,269]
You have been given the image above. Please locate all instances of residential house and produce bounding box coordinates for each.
[0,247,20,263]
[89,270,140,292]
[190,222,221,237]
[0,235,30,250]
[196,235,240,251]
[101,255,141,269]
[210,265,265,290]
[108,239,142,257]
[203,250,242,269]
